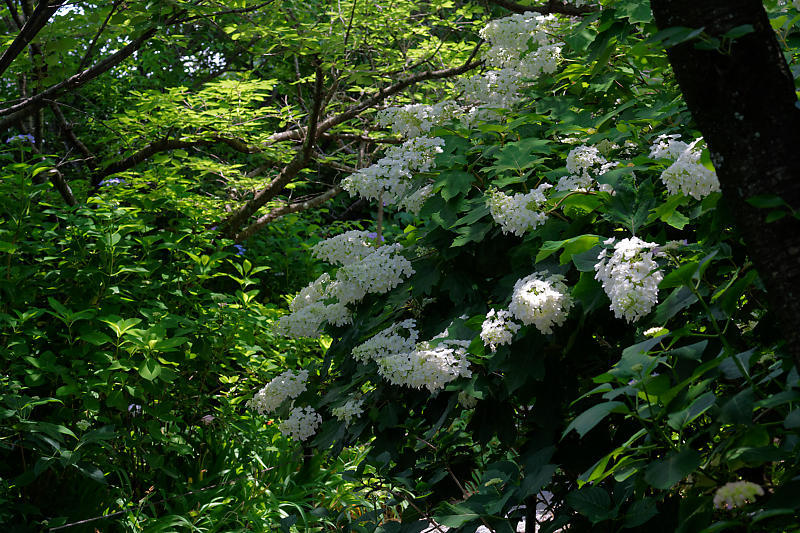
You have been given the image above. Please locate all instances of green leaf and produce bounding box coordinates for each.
[138,358,162,381]
[652,286,698,323]
[572,246,602,272]
[435,170,474,201]
[720,388,754,425]
[536,234,601,264]
[488,138,550,174]
[617,0,653,24]
[566,486,614,524]
[666,391,715,430]
[572,271,605,313]
[745,194,788,209]
[659,262,700,289]
[80,331,114,346]
[650,26,706,49]
[610,337,665,381]
[623,498,658,528]
[784,408,800,429]
[434,502,480,528]
[452,222,491,247]
[722,24,755,40]
[562,401,628,439]
[644,448,702,489]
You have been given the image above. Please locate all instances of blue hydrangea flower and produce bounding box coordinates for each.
[6,134,35,144]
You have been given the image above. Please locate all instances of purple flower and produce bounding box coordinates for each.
[128,404,143,417]
[200,414,215,425]
[99,178,127,187]
[233,244,246,256]
[366,232,385,242]
[6,134,35,144]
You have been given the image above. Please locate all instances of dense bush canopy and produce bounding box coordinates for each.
[1,0,800,531]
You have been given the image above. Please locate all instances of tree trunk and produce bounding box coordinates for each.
[650,0,800,371]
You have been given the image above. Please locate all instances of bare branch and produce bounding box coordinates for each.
[223,63,326,236]
[49,102,95,166]
[76,0,120,72]
[489,0,596,16]
[91,135,264,188]
[266,43,483,145]
[176,0,277,24]
[43,167,77,206]
[0,25,160,131]
[235,186,341,242]
[0,1,66,78]
[320,132,402,144]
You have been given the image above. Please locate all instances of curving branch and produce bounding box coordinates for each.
[43,167,77,206]
[223,63,326,237]
[91,135,264,188]
[320,133,403,145]
[50,102,95,166]
[489,0,597,16]
[176,0,278,24]
[0,6,195,133]
[265,43,483,145]
[0,0,65,78]
[76,0,120,72]
[235,186,342,242]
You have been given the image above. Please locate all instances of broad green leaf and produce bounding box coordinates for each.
[566,486,614,524]
[434,502,480,528]
[139,358,162,381]
[644,448,702,489]
[720,388,754,425]
[536,234,601,263]
[562,401,628,439]
[666,391,715,430]
[623,498,658,528]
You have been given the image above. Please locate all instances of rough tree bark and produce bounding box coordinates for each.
[650,0,800,371]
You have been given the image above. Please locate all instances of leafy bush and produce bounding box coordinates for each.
[0,150,390,531]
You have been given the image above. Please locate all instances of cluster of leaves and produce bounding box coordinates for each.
[280,1,800,532]
[0,145,401,531]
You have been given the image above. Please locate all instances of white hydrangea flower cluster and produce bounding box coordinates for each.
[594,237,664,323]
[351,319,419,363]
[331,244,415,304]
[458,13,562,113]
[508,272,573,334]
[278,274,352,338]
[479,12,562,78]
[248,369,309,415]
[311,230,377,266]
[351,321,472,393]
[288,273,331,313]
[377,338,472,393]
[480,309,521,351]
[486,184,552,236]
[458,69,523,111]
[331,397,365,425]
[713,481,764,510]
[341,136,445,205]
[377,101,461,138]
[651,136,720,200]
[279,405,322,442]
[278,245,414,338]
[399,183,435,216]
[556,144,616,193]
[649,134,689,160]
